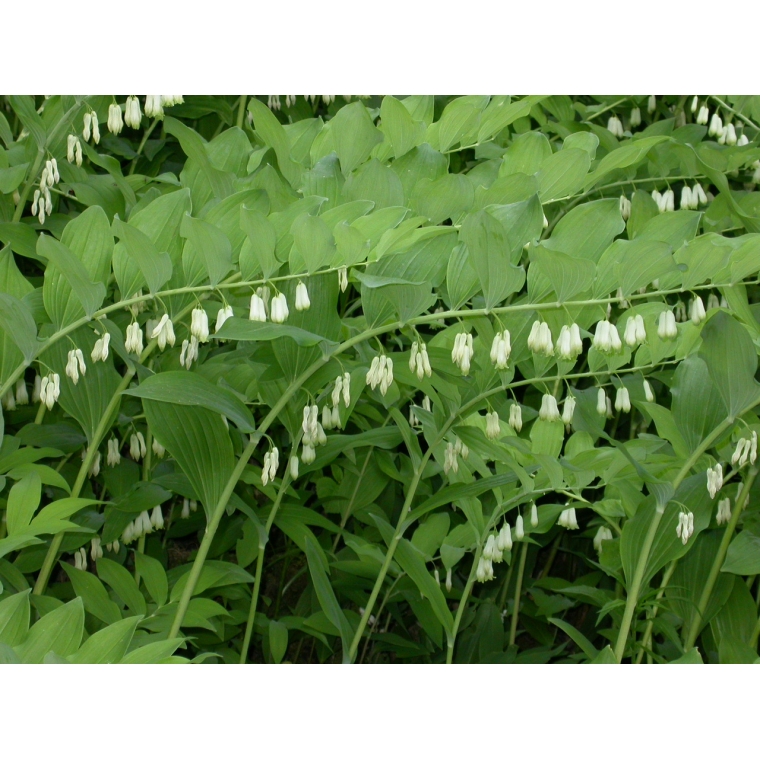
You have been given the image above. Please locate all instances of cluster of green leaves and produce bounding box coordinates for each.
[1,94,760,665]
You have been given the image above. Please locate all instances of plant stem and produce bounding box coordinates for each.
[684,466,758,650]
[612,413,740,663]
[33,368,135,595]
[239,464,293,664]
[446,544,483,664]
[169,435,258,639]
[347,450,432,663]
[1,270,751,401]
[128,119,159,175]
[509,541,529,646]
[236,96,248,129]
[635,559,677,664]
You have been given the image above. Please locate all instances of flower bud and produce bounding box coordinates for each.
[91,332,111,362]
[191,306,210,343]
[515,514,524,540]
[629,108,641,128]
[614,386,631,413]
[216,305,234,332]
[619,195,631,220]
[716,498,731,526]
[596,388,607,416]
[562,395,576,426]
[295,281,311,311]
[643,379,654,402]
[508,403,523,432]
[593,526,613,554]
[150,506,164,530]
[271,293,289,323]
[249,293,267,322]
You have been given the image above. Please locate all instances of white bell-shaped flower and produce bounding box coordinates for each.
[539,394,561,422]
[107,103,124,135]
[270,293,289,323]
[562,395,576,426]
[508,403,523,432]
[124,96,142,129]
[216,305,234,332]
[614,386,631,413]
[295,281,311,311]
[191,306,210,343]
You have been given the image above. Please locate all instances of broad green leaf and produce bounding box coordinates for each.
[531,247,595,302]
[394,539,454,638]
[500,131,552,177]
[537,148,590,202]
[544,199,625,263]
[0,589,30,646]
[477,96,547,143]
[460,210,525,309]
[330,102,383,175]
[291,213,335,273]
[142,400,235,522]
[71,616,141,664]
[380,95,424,159]
[585,135,670,187]
[411,173,474,225]
[164,116,234,199]
[120,638,185,664]
[96,557,147,616]
[62,564,122,625]
[675,234,733,290]
[39,234,106,320]
[239,205,279,280]
[215,317,336,348]
[246,97,301,186]
[112,217,172,295]
[134,553,168,607]
[125,371,256,433]
[728,234,760,284]
[179,214,232,287]
[0,293,38,363]
[671,356,727,452]
[699,311,760,418]
[437,96,489,152]
[17,597,84,664]
[269,619,289,664]
[722,531,760,575]
[6,471,41,537]
[304,533,354,660]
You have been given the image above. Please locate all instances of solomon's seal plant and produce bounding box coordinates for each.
[1,94,760,665]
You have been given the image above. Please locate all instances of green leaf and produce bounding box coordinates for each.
[62,564,122,625]
[330,102,383,175]
[500,131,551,177]
[134,553,168,607]
[246,98,301,186]
[0,292,38,363]
[96,557,147,616]
[142,400,235,522]
[38,234,106,320]
[239,206,279,280]
[671,356,727,452]
[179,214,232,287]
[112,217,172,295]
[460,210,524,309]
[9,95,47,149]
[477,96,547,144]
[291,213,335,273]
[699,311,760,418]
[380,95,424,159]
[17,597,84,664]
[119,638,185,664]
[722,531,760,575]
[269,619,289,664]
[125,371,256,433]
[215,317,336,348]
[544,199,625,263]
[531,247,595,302]
[548,617,598,660]
[584,136,670,188]
[71,616,141,664]
[436,96,489,152]
[0,164,28,194]
[394,539,454,638]
[164,116,234,199]
[5,471,41,537]
[537,148,590,202]
[411,173,474,225]
[0,589,30,646]
[304,533,354,660]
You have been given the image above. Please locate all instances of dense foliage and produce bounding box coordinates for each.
[1,94,760,664]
